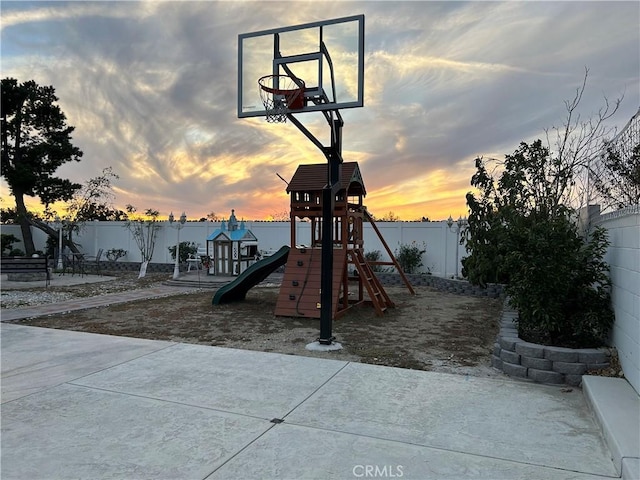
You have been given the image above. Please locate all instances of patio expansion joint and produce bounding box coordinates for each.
[271,419,620,479]
[0,341,180,406]
[65,380,278,424]
[202,422,280,480]
[280,361,352,420]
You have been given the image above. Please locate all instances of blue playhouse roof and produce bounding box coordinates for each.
[207,210,257,243]
[206,223,257,243]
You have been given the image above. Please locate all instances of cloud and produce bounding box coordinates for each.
[1,1,638,221]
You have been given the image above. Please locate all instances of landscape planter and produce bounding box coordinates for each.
[492,303,611,386]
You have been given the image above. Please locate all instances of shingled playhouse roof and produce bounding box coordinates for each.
[286,162,366,196]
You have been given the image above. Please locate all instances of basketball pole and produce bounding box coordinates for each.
[318,116,343,344]
[288,112,343,345]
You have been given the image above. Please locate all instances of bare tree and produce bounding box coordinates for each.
[379,211,401,222]
[66,167,126,221]
[269,209,290,221]
[589,108,640,210]
[206,211,220,222]
[543,68,622,211]
[124,205,161,278]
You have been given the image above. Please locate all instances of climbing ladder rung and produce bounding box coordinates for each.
[349,248,393,317]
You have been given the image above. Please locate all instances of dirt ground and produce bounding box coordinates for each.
[6,274,507,378]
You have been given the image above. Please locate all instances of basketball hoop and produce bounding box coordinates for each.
[258,75,306,123]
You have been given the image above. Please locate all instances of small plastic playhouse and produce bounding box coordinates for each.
[206,210,259,276]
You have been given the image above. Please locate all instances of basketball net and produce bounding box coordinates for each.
[258,75,306,123]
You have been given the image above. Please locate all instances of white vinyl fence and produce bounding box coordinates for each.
[0,220,467,278]
[594,206,640,394]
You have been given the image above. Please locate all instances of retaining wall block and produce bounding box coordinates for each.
[493,343,502,357]
[527,368,565,384]
[502,362,528,378]
[577,349,609,364]
[499,336,522,351]
[500,349,521,365]
[491,355,503,370]
[552,361,587,375]
[520,356,553,370]
[544,346,579,363]
[586,362,611,372]
[564,375,583,387]
[500,328,519,338]
[515,342,546,359]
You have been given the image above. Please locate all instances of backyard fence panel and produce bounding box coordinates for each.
[596,206,640,394]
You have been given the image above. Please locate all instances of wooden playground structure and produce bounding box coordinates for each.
[275,162,414,319]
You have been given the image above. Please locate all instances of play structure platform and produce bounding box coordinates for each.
[274,245,396,319]
[212,245,290,305]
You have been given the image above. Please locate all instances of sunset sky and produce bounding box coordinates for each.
[1,1,638,222]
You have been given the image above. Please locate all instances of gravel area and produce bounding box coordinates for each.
[1,272,170,309]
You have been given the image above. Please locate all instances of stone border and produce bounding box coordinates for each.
[378,273,504,298]
[492,304,611,386]
[91,266,505,298]
[86,261,175,274]
[6,271,49,282]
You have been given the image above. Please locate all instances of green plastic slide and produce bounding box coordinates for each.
[212,245,290,305]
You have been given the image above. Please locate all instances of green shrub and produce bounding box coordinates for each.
[168,241,197,263]
[106,248,127,262]
[395,241,426,274]
[364,250,383,272]
[505,216,614,347]
[1,234,21,256]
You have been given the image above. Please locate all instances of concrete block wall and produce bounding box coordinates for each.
[595,206,640,395]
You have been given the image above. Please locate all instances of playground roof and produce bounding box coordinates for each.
[286,162,366,196]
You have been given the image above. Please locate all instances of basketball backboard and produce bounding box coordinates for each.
[238,14,364,119]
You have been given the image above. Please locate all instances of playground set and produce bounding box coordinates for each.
[274,162,413,318]
[216,15,414,346]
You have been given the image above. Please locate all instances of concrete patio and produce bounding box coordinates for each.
[2,321,636,480]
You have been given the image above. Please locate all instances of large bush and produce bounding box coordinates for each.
[502,214,613,347]
[463,141,614,348]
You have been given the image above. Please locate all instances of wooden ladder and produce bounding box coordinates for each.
[350,248,394,316]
